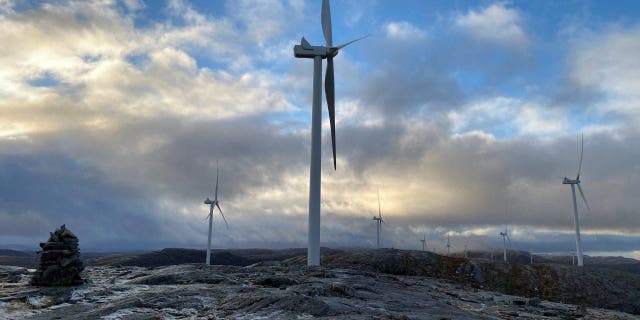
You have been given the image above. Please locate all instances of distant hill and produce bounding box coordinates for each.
[452,250,640,275]
[0,249,118,268]
[454,249,553,265]
[0,249,32,257]
[539,254,640,274]
[86,247,342,268]
[0,249,36,268]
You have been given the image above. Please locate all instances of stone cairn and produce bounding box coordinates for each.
[31,224,84,286]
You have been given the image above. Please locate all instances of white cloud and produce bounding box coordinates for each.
[384,21,426,40]
[0,0,300,132]
[448,97,566,138]
[569,27,640,119]
[454,4,528,49]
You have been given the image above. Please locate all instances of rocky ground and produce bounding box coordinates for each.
[1,262,639,320]
[312,249,640,314]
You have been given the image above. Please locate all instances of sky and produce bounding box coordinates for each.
[1,0,639,258]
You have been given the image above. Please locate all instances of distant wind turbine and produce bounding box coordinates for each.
[562,134,590,267]
[372,189,385,249]
[499,224,510,262]
[293,0,367,266]
[446,232,451,257]
[204,161,229,265]
[419,234,427,251]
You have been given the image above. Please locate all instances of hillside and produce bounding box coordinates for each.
[1,263,638,319]
[85,248,640,314]
[4,247,640,317]
[310,249,640,314]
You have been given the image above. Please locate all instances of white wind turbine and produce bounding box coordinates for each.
[293,0,367,266]
[372,189,385,249]
[446,232,451,257]
[419,234,427,251]
[204,162,229,265]
[562,134,590,267]
[499,224,510,262]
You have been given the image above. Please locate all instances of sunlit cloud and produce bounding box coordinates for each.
[0,1,638,259]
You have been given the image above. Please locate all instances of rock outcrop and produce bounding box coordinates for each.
[2,264,639,319]
[30,225,84,286]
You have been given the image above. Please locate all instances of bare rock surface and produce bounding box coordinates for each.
[1,263,638,320]
[309,248,640,314]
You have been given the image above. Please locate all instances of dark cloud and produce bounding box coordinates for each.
[0,153,167,250]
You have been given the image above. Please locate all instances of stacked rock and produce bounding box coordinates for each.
[31,224,84,286]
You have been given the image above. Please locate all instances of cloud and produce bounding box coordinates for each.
[448,97,567,137]
[384,21,426,40]
[567,26,640,120]
[0,1,639,259]
[353,22,464,118]
[454,4,529,49]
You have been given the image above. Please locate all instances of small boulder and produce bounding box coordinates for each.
[254,276,298,288]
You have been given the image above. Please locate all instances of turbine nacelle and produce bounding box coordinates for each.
[562,177,580,184]
[293,37,331,59]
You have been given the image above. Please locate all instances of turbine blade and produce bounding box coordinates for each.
[216,203,229,229]
[215,160,219,200]
[321,0,332,47]
[334,35,370,50]
[325,57,336,170]
[577,183,591,211]
[204,206,213,221]
[577,133,584,179]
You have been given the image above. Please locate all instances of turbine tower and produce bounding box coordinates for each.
[419,234,427,251]
[562,134,590,267]
[499,224,510,262]
[204,162,229,265]
[446,233,451,257]
[372,189,385,248]
[293,0,366,266]
[464,242,468,259]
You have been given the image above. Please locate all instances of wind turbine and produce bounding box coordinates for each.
[419,234,427,251]
[562,134,590,267]
[446,232,451,257]
[293,0,367,266]
[499,224,510,262]
[204,162,229,265]
[372,189,385,249]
